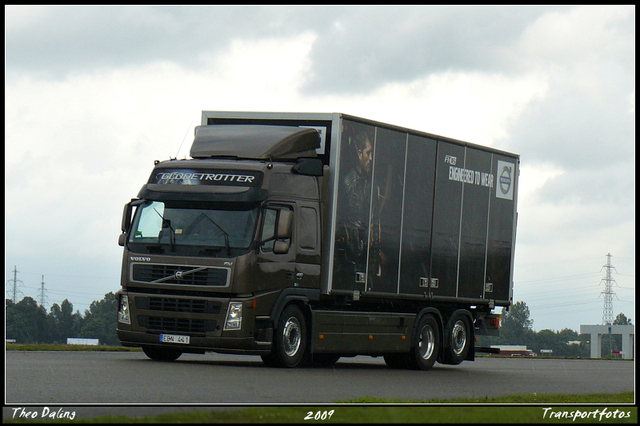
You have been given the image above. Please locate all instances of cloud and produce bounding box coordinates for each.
[517,6,634,69]
[4,6,563,87]
[197,31,318,109]
[302,5,554,94]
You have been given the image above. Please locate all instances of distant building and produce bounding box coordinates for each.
[67,338,99,346]
[490,345,536,356]
[540,349,553,356]
[580,324,634,359]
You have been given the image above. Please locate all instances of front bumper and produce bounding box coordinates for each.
[116,289,276,356]
[117,328,272,355]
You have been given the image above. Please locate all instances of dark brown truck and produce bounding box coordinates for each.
[116,112,518,369]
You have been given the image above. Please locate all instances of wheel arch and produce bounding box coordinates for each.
[269,288,319,330]
[413,307,444,350]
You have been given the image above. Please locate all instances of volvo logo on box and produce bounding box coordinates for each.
[496,161,515,200]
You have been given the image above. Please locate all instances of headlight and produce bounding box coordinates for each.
[118,295,131,325]
[224,302,243,330]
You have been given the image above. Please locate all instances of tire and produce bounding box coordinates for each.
[143,346,182,362]
[269,304,309,368]
[444,313,471,365]
[409,314,440,371]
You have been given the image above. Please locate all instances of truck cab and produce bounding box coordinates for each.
[117,124,326,362]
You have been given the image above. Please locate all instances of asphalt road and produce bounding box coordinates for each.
[4,351,635,419]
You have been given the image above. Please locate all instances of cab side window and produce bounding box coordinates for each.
[260,206,293,253]
[299,207,317,250]
[261,208,278,251]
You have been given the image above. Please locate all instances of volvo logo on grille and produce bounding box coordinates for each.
[174,270,184,280]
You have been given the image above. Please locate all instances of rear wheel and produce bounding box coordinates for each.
[268,304,309,368]
[409,314,440,370]
[142,346,182,362]
[444,314,471,365]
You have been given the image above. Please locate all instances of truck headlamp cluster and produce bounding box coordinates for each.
[118,295,131,325]
[224,302,243,330]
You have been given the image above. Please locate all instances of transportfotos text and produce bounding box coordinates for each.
[541,407,631,421]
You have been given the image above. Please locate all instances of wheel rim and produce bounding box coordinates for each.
[418,324,435,360]
[451,320,467,356]
[283,317,301,357]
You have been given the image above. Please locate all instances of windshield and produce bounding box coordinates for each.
[128,200,259,257]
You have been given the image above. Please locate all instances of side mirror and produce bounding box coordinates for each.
[121,198,144,233]
[120,199,144,247]
[121,202,133,233]
[277,209,293,239]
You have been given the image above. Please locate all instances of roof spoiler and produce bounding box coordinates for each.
[190,125,321,161]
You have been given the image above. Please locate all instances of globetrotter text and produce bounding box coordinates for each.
[157,172,255,183]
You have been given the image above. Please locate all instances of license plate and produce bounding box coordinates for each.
[159,334,190,344]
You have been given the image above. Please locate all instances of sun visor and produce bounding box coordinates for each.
[138,184,268,203]
[190,125,321,160]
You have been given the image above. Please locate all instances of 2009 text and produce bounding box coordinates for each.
[304,410,335,421]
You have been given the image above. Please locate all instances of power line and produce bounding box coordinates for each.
[515,271,602,285]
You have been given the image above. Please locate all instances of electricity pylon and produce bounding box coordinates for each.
[7,265,24,303]
[600,253,617,325]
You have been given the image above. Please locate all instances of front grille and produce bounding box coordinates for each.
[149,297,205,313]
[135,296,221,314]
[138,315,217,334]
[132,264,229,286]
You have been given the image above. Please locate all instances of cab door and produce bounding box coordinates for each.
[255,204,296,292]
[295,201,321,290]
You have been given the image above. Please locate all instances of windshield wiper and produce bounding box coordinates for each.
[153,207,175,252]
[199,213,231,256]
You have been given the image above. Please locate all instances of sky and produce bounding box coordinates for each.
[5,5,635,334]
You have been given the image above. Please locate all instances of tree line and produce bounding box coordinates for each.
[6,292,118,346]
[5,295,633,357]
[477,301,633,358]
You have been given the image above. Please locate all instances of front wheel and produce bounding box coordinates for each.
[268,304,309,368]
[409,314,440,371]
